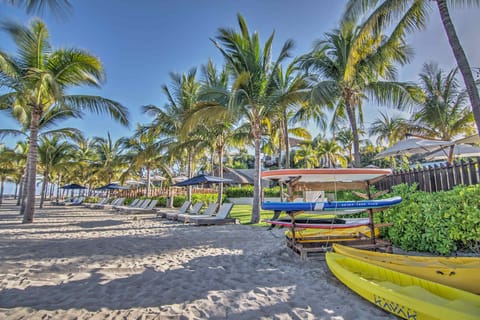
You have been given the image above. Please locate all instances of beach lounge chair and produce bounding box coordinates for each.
[117,199,151,213]
[166,201,203,221]
[113,198,142,211]
[64,197,85,206]
[190,203,236,226]
[177,202,218,223]
[122,199,158,214]
[157,201,191,218]
[84,197,109,209]
[91,197,125,209]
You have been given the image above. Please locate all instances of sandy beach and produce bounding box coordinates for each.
[0,200,395,320]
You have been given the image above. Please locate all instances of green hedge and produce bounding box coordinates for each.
[379,183,480,254]
[145,194,221,208]
[225,186,280,197]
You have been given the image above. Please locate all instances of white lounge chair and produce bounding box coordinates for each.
[92,198,125,210]
[84,198,109,209]
[117,199,151,213]
[166,201,203,221]
[157,201,191,218]
[123,199,158,214]
[64,197,85,206]
[113,198,142,211]
[190,203,236,226]
[177,202,218,223]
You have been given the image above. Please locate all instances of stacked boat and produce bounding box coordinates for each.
[326,244,480,319]
[261,168,401,248]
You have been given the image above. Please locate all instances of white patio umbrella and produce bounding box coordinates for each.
[375,137,451,159]
[424,144,480,161]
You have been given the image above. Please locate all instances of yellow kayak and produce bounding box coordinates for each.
[326,252,480,320]
[333,243,480,294]
[285,225,379,243]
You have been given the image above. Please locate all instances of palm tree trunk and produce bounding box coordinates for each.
[186,151,193,202]
[283,114,290,168]
[39,172,48,208]
[17,175,23,206]
[146,167,151,197]
[23,109,41,223]
[20,167,28,212]
[251,122,262,224]
[436,0,480,137]
[347,104,361,167]
[14,181,18,200]
[0,177,5,205]
[217,147,224,205]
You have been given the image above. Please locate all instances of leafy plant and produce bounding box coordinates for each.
[379,184,480,254]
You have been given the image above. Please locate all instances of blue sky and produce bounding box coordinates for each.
[0,0,479,146]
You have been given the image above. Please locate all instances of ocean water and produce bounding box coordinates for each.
[2,181,17,196]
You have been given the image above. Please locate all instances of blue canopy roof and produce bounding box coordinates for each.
[60,183,87,189]
[95,183,129,190]
[174,174,232,186]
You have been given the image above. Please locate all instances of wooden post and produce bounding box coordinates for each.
[468,158,478,185]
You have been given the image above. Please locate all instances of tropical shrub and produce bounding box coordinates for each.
[225,186,281,198]
[379,183,480,254]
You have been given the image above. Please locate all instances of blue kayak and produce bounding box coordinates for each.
[261,196,402,212]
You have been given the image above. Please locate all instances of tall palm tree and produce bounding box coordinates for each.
[143,69,202,202]
[0,20,129,223]
[344,0,480,139]
[299,19,421,167]
[270,61,317,169]
[406,63,474,141]
[211,14,294,223]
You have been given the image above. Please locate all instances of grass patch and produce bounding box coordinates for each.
[229,204,279,227]
[229,204,338,227]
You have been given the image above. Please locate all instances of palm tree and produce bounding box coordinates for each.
[270,61,317,169]
[293,142,319,168]
[0,20,129,223]
[7,0,72,15]
[211,14,295,223]
[92,133,128,185]
[406,63,474,141]
[0,146,17,205]
[122,126,168,197]
[143,69,202,202]
[37,136,74,208]
[299,19,421,168]
[344,0,480,139]
[317,138,347,168]
[369,112,407,147]
[336,128,355,166]
[71,136,100,194]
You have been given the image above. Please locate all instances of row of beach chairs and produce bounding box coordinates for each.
[83,197,237,225]
[158,201,237,226]
[51,196,85,206]
[85,197,157,213]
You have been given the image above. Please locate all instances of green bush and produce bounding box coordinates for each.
[379,183,480,254]
[225,185,281,197]
[226,186,254,197]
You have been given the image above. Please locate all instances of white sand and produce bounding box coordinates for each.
[0,200,395,320]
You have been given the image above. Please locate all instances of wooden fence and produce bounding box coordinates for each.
[375,158,480,192]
